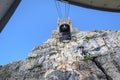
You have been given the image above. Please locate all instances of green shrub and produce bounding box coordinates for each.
[28,64,43,71]
[0,65,2,70]
[37,64,43,68]
[27,57,36,60]
[27,54,41,60]
[0,71,11,78]
[44,45,49,48]
[85,36,92,41]
[82,54,94,61]
[4,71,11,78]
[28,67,34,71]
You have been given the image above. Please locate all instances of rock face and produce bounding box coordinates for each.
[0,30,120,80]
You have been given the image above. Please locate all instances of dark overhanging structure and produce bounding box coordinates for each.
[59,0,120,12]
[0,0,21,33]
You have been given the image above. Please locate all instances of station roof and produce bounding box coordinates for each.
[0,0,21,33]
[59,0,120,12]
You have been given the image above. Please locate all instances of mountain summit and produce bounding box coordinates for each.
[0,30,120,80]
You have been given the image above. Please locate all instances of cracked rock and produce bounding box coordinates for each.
[0,30,120,80]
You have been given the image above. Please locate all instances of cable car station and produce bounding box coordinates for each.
[52,19,78,42]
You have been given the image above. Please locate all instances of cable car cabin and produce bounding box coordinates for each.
[59,24,71,42]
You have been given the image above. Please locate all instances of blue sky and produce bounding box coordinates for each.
[0,0,120,65]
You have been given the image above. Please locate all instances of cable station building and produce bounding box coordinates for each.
[52,19,78,42]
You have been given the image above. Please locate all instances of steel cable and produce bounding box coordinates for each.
[54,0,70,19]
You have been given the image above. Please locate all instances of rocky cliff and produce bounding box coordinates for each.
[0,30,120,80]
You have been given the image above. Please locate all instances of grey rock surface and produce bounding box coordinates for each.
[0,30,120,80]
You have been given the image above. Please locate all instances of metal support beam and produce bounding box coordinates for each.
[0,0,21,33]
